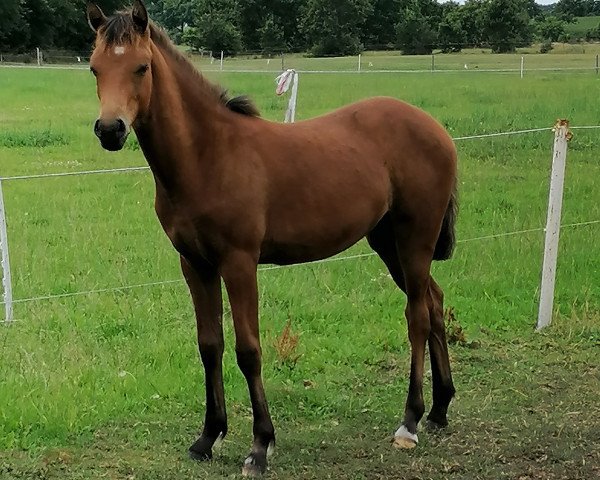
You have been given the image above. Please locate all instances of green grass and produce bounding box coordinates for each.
[565,16,600,36]
[0,63,599,478]
[188,46,600,72]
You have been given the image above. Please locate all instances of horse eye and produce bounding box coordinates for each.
[90,67,98,77]
[135,64,149,76]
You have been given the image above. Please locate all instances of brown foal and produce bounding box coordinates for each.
[87,1,458,476]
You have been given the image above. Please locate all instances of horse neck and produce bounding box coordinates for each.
[134,42,225,195]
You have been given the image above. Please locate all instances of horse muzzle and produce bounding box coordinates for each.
[94,118,129,151]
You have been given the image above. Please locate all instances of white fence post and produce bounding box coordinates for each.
[358,54,361,72]
[537,120,571,330]
[286,72,299,123]
[275,70,299,123]
[220,50,224,71]
[520,56,524,79]
[0,180,14,323]
[36,47,41,66]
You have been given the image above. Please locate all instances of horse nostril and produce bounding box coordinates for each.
[94,119,101,138]
[116,119,127,135]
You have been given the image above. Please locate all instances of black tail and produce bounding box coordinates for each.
[433,180,458,261]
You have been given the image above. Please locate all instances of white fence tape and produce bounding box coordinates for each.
[1,219,598,309]
[4,125,600,183]
[3,64,600,75]
[275,69,299,123]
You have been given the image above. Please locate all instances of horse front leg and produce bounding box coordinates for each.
[220,251,275,477]
[181,256,227,461]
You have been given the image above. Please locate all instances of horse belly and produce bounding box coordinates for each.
[260,194,388,265]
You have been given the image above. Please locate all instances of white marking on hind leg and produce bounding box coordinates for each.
[267,441,275,457]
[213,431,224,450]
[393,425,418,449]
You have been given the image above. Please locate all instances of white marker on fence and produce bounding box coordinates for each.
[0,180,14,323]
[537,120,571,330]
[275,69,299,123]
[520,56,524,78]
[358,54,361,72]
[220,50,224,71]
[36,47,41,66]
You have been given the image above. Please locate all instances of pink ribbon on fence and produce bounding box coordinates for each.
[275,69,296,95]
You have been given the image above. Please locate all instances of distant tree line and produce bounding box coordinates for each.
[0,0,599,56]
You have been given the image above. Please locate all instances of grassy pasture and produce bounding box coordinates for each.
[565,16,600,37]
[0,65,599,479]
[191,46,600,73]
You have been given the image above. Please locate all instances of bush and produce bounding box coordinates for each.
[540,39,553,53]
[309,34,363,56]
[182,14,242,57]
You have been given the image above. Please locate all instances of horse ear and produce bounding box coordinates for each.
[87,3,107,32]
[131,0,149,33]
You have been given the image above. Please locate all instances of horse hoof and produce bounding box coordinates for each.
[188,435,216,461]
[241,455,266,477]
[392,425,418,449]
[189,448,212,461]
[425,418,448,430]
[393,436,418,449]
[241,464,263,477]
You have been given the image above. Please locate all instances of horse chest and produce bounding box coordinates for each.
[155,205,211,262]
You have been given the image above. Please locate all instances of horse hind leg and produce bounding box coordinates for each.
[367,213,407,291]
[369,213,451,448]
[368,215,428,449]
[426,277,455,428]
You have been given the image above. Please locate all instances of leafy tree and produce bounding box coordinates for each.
[0,0,571,59]
[237,0,306,52]
[46,0,95,51]
[456,0,486,47]
[238,0,267,51]
[585,21,600,40]
[180,0,242,55]
[395,0,441,54]
[22,0,55,49]
[525,0,543,19]
[482,0,533,53]
[270,0,307,52]
[184,12,242,55]
[260,14,286,55]
[554,0,588,16]
[300,0,372,56]
[0,0,28,51]
[536,15,567,42]
[362,0,403,48]
[148,0,196,43]
[438,2,467,52]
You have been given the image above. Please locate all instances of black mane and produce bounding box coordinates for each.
[220,92,261,117]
